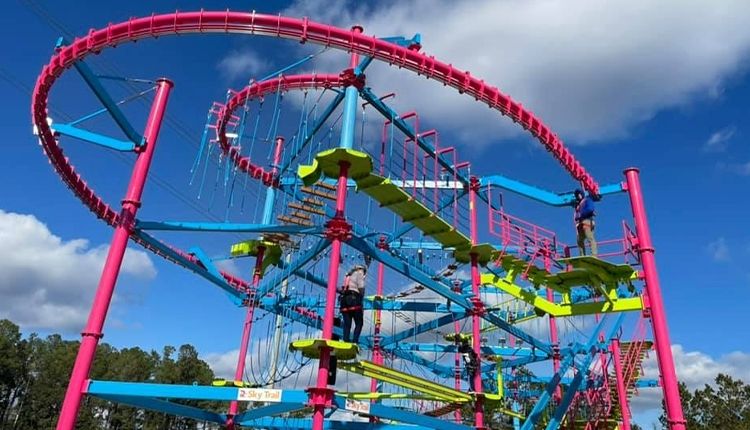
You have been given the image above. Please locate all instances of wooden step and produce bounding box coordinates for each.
[288,211,313,221]
[302,197,325,207]
[316,182,337,191]
[288,202,325,215]
[278,215,314,226]
[301,186,336,201]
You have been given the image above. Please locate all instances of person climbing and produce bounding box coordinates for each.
[339,259,368,344]
[573,188,598,256]
[457,336,480,392]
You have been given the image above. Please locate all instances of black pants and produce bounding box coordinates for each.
[342,309,363,343]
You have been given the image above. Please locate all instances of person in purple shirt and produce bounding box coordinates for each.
[574,189,598,256]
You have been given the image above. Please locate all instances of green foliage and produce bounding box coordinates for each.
[660,375,750,430]
[0,319,222,429]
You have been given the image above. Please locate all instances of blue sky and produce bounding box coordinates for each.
[2,0,750,425]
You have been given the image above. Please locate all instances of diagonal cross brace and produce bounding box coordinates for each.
[255,238,330,298]
[58,37,143,145]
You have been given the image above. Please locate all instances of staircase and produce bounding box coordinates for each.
[275,185,330,232]
[609,339,652,421]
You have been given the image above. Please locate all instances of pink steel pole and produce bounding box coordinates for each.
[56,79,173,430]
[453,282,463,424]
[349,25,363,68]
[624,168,685,430]
[370,237,387,394]
[369,237,387,423]
[468,177,485,429]
[311,161,350,430]
[543,248,562,402]
[227,246,266,428]
[610,339,632,430]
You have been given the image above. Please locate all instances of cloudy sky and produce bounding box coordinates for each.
[2,0,750,427]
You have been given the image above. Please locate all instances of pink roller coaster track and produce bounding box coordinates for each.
[32,10,599,197]
[29,10,685,430]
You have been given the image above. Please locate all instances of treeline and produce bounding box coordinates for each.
[0,319,222,429]
[659,375,750,429]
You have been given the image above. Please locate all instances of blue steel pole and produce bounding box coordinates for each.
[339,26,363,150]
[339,87,359,150]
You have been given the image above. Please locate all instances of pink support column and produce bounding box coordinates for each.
[227,246,266,429]
[368,237,387,423]
[624,168,685,430]
[610,339,632,430]
[453,281,463,424]
[468,177,485,430]
[544,250,562,402]
[349,25,363,68]
[369,237,387,393]
[56,79,173,430]
[311,161,350,430]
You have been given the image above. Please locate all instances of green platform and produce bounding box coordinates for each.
[289,338,359,361]
[298,149,494,253]
[339,360,472,403]
[229,239,282,275]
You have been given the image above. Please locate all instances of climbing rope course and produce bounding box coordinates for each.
[30,10,686,430]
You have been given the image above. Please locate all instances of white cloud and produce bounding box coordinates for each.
[0,210,156,331]
[217,48,272,81]
[704,126,736,152]
[706,237,730,262]
[285,0,750,144]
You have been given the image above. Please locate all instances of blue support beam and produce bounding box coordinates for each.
[367,299,454,313]
[338,86,359,149]
[347,236,471,308]
[58,37,143,145]
[383,345,455,379]
[482,311,553,355]
[241,417,433,430]
[262,295,322,310]
[94,394,225,423]
[133,231,244,304]
[268,303,339,337]
[388,240,449,250]
[136,221,323,235]
[397,343,549,358]
[54,123,136,151]
[348,235,552,354]
[636,378,659,388]
[255,238,330,298]
[87,381,246,401]
[276,258,329,289]
[378,312,466,348]
[502,353,553,369]
[234,401,306,422]
[190,246,245,305]
[480,175,625,207]
[544,315,627,430]
[332,395,472,430]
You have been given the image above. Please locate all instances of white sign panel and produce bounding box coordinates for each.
[345,398,371,415]
[237,388,282,402]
